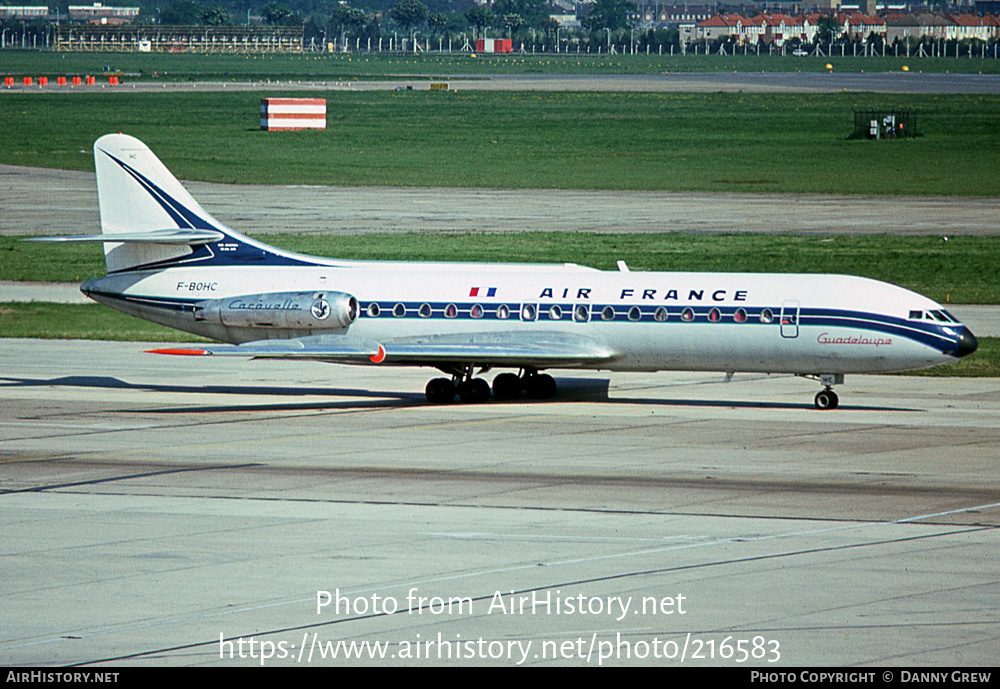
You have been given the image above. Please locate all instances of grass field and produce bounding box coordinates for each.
[2,90,1000,195]
[0,302,211,342]
[4,232,999,304]
[4,51,1000,80]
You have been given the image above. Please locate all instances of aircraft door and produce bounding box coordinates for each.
[780,300,800,338]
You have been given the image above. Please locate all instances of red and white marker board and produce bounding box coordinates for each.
[260,98,326,131]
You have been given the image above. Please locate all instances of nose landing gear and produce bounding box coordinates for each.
[808,374,844,410]
[814,387,839,410]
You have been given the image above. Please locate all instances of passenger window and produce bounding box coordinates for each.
[419,303,432,318]
[708,308,721,323]
[522,304,537,321]
[681,308,695,322]
[574,304,590,322]
[734,308,747,323]
[601,306,616,321]
[496,304,510,320]
[367,303,381,318]
[760,309,774,324]
[393,303,406,318]
[548,305,562,320]
[445,304,458,318]
[654,307,668,322]
[628,306,642,321]
[471,304,484,319]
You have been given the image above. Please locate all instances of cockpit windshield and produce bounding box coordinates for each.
[909,309,960,324]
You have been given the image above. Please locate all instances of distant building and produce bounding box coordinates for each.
[68,3,139,25]
[804,0,877,12]
[884,11,950,44]
[54,24,304,52]
[634,4,714,26]
[0,5,49,19]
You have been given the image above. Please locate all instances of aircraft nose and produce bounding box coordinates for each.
[955,326,978,358]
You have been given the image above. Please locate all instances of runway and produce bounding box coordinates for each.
[2,339,998,666]
[5,164,1000,237]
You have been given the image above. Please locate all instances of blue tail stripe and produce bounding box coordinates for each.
[100,149,218,233]
[98,148,318,271]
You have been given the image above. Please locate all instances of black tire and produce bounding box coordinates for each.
[814,389,839,410]
[524,373,557,400]
[458,378,491,404]
[492,372,522,401]
[426,378,455,404]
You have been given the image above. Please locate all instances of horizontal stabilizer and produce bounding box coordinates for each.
[27,229,225,245]
[149,331,619,368]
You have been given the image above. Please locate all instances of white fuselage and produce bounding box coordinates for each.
[84,258,966,376]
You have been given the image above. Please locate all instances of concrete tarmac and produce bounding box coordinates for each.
[4,164,1000,238]
[2,339,998,666]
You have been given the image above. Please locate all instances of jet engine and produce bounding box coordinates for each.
[194,291,358,330]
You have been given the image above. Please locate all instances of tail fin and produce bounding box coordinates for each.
[94,133,231,272]
[30,134,315,274]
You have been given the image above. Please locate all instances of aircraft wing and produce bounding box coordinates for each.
[377,331,619,367]
[147,336,384,362]
[148,331,620,368]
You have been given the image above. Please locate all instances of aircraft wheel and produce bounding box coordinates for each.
[426,378,456,404]
[458,378,491,404]
[524,373,557,400]
[814,389,839,410]
[492,373,522,401]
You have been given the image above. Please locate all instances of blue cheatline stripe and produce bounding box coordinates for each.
[356,301,960,354]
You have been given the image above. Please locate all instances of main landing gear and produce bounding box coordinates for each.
[425,368,557,404]
[808,374,844,410]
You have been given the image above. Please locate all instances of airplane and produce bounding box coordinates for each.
[33,133,978,410]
